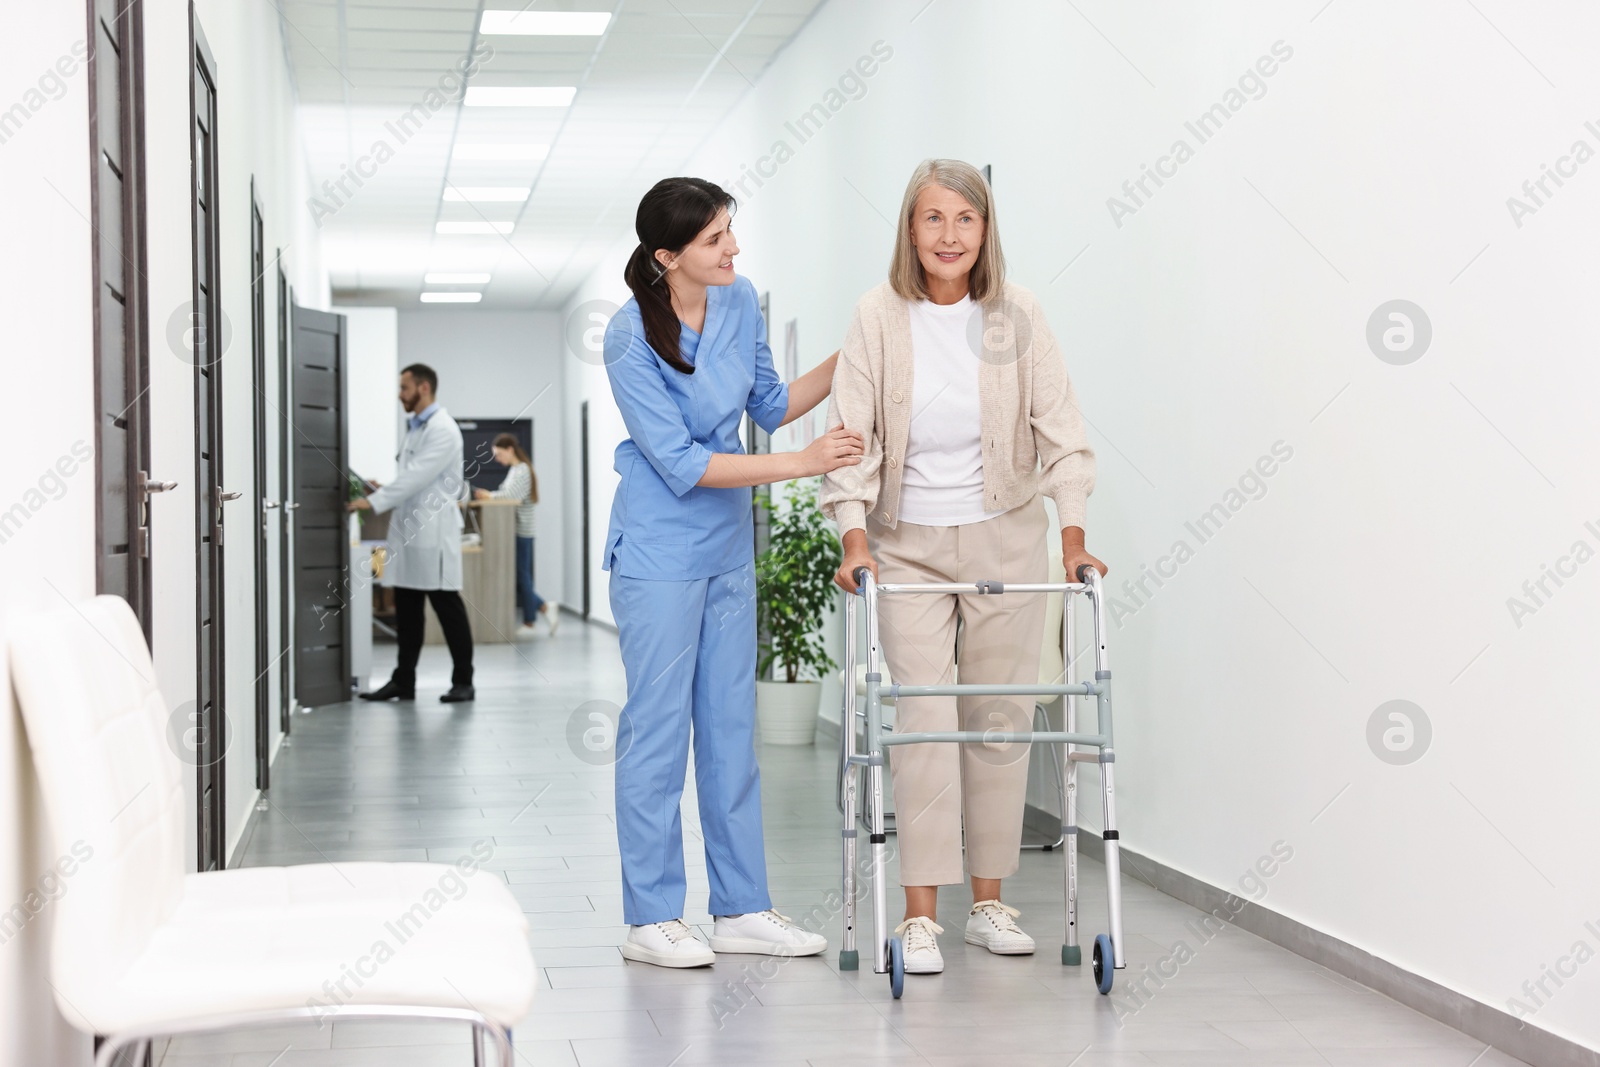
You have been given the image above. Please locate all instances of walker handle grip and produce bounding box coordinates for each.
[1076,564,1098,584]
[853,566,871,586]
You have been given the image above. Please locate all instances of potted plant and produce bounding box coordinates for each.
[754,480,842,745]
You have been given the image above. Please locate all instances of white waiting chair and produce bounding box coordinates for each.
[8,595,535,1067]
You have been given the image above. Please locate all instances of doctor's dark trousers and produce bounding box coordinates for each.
[608,561,772,925]
[390,588,474,689]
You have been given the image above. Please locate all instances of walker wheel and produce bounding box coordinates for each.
[1092,934,1114,994]
[887,936,905,999]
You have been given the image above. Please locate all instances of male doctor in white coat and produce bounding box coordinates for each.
[348,363,476,703]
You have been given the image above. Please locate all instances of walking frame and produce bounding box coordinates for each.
[836,565,1125,999]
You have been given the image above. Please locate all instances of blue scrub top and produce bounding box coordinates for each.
[603,274,790,581]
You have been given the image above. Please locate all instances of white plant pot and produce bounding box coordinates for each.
[756,680,821,746]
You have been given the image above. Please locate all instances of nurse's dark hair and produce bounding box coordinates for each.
[623,177,736,374]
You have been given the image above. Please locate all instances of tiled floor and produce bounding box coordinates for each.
[159,619,1527,1067]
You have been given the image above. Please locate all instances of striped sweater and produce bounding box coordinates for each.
[490,462,537,537]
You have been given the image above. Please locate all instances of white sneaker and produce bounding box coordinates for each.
[709,910,827,956]
[965,899,1035,955]
[514,624,539,641]
[893,915,945,974]
[545,607,561,637]
[621,919,714,968]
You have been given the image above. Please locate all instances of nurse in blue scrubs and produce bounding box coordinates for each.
[603,177,862,968]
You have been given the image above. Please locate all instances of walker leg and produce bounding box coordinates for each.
[868,755,888,975]
[1062,592,1081,965]
[862,583,890,978]
[1085,575,1125,973]
[1101,757,1125,970]
[840,759,859,970]
[839,596,860,971]
[1063,740,1080,966]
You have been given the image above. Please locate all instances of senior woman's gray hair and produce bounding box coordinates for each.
[888,158,1006,304]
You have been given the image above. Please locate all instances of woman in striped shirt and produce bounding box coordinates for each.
[473,433,558,637]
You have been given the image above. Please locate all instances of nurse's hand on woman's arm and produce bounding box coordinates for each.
[779,350,841,427]
[695,427,864,489]
[1062,526,1108,581]
[833,529,877,594]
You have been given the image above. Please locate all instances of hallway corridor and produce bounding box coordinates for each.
[155,624,1525,1067]
[7,2,1598,1062]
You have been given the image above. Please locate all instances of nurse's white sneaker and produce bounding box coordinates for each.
[965,899,1036,955]
[893,916,945,974]
[621,919,714,968]
[709,910,828,956]
[544,605,561,637]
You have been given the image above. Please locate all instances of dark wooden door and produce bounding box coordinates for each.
[89,0,155,635]
[277,268,293,736]
[190,14,229,872]
[250,187,271,792]
[290,305,351,708]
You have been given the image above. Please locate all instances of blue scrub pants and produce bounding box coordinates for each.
[609,562,772,925]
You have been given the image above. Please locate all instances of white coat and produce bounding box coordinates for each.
[369,406,466,591]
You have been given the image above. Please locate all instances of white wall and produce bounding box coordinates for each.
[562,0,1600,1050]
[337,306,400,485]
[0,4,101,1060]
[397,309,567,608]
[561,252,634,625]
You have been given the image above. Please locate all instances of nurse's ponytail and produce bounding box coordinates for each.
[623,177,736,375]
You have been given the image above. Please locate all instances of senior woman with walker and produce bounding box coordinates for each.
[823,158,1106,975]
[603,177,863,968]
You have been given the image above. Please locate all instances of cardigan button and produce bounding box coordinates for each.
[892,390,903,403]
[888,455,898,468]
[881,511,892,522]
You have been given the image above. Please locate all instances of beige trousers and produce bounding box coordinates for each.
[868,497,1048,887]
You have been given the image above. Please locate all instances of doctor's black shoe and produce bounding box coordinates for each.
[358,681,414,701]
[440,684,476,703]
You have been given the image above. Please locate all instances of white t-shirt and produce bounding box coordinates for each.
[898,295,1011,527]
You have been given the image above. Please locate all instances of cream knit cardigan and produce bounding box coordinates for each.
[820,280,1096,536]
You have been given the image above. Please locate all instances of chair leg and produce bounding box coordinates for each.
[93,1036,149,1067]
[474,1023,514,1067]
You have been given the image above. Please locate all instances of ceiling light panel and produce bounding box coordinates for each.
[420,292,484,303]
[425,272,492,285]
[463,86,577,107]
[436,221,515,235]
[453,143,550,161]
[480,11,612,35]
[442,187,531,202]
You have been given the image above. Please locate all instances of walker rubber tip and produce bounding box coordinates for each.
[1062,944,1081,966]
[839,949,859,971]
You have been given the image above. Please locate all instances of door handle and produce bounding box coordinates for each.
[284,502,301,511]
[219,490,244,502]
[138,471,178,496]
[263,499,280,509]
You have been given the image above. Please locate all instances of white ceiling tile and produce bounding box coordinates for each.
[291,0,826,307]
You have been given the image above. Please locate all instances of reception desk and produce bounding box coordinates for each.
[425,499,518,645]
[353,500,521,650]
